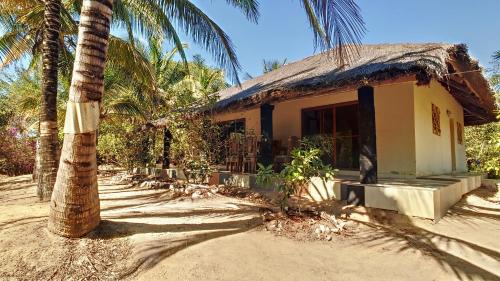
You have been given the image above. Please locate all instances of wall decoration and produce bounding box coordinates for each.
[432,103,441,136]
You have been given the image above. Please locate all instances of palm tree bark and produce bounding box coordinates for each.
[48,0,114,237]
[37,0,62,201]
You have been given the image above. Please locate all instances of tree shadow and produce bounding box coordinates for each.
[0,216,48,230]
[87,210,262,278]
[354,220,499,281]
[346,185,500,281]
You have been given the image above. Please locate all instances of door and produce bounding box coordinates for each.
[449,119,456,172]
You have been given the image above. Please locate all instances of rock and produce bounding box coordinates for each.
[326,235,332,241]
[324,227,331,234]
[337,221,346,230]
[319,224,326,233]
[314,228,322,235]
[191,190,203,199]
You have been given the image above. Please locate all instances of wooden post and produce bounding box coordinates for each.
[358,86,377,184]
[162,129,172,169]
[259,103,274,166]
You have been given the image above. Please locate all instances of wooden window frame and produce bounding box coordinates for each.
[301,101,359,169]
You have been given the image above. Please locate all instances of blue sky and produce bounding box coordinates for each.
[182,0,500,78]
[2,0,498,81]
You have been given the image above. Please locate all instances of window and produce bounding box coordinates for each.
[216,119,245,163]
[432,103,441,136]
[302,103,359,169]
[457,122,463,144]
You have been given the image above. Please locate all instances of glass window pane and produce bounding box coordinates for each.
[336,104,359,137]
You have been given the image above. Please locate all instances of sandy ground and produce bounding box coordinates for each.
[0,174,498,281]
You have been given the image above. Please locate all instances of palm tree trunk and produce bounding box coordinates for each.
[48,0,114,238]
[37,0,62,201]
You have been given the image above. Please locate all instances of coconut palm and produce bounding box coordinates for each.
[0,0,156,201]
[47,0,116,237]
[49,0,365,237]
[36,0,63,201]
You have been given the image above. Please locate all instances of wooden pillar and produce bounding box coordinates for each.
[358,86,377,184]
[259,103,274,166]
[162,128,172,169]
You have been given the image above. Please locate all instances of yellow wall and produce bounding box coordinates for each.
[212,107,261,136]
[272,90,357,142]
[374,82,417,177]
[211,79,467,177]
[413,80,467,176]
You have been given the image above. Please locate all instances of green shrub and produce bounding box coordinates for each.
[256,139,335,210]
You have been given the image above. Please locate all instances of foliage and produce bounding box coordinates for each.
[256,163,277,187]
[494,50,500,62]
[0,93,12,129]
[0,128,35,176]
[465,71,500,179]
[465,115,500,178]
[263,59,287,73]
[256,139,335,210]
[97,121,152,169]
[184,157,212,184]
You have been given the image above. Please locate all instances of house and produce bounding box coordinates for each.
[209,43,497,220]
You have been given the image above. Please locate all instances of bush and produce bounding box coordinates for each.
[465,116,500,179]
[257,139,335,210]
[97,121,162,169]
[0,128,35,176]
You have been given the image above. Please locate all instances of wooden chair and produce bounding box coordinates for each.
[273,136,299,171]
[242,132,258,173]
[226,133,243,172]
[287,136,299,155]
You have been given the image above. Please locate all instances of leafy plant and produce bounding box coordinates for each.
[256,163,279,188]
[184,156,212,184]
[256,139,336,210]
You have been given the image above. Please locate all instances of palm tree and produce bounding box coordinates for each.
[0,0,155,201]
[49,0,365,237]
[37,0,63,201]
[47,0,115,237]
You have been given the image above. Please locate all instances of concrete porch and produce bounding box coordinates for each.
[209,171,484,221]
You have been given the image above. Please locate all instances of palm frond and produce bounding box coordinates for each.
[223,0,260,22]
[121,0,190,67]
[107,96,145,119]
[107,35,156,86]
[0,30,36,68]
[162,0,242,84]
[300,0,366,64]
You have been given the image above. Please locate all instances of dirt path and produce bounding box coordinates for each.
[0,174,498,280]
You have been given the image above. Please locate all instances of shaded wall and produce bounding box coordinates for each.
[212,108,261,136]
[374,82,417,177]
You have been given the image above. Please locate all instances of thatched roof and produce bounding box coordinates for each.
[214,43,496,125]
